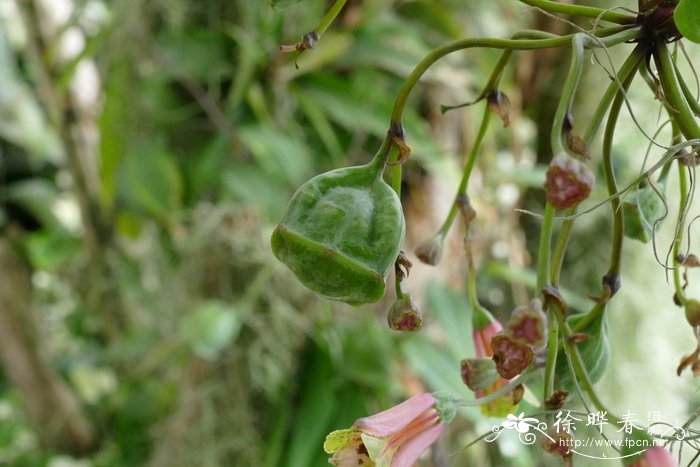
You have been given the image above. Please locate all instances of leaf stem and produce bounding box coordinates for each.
[390,28,642,128]
[517,0,637,24]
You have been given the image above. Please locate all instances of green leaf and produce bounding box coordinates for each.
[24,230,82,271]
[622,182,666,243]
[180,301,240,360]
[675,0,700,43]
[119,143,183,220]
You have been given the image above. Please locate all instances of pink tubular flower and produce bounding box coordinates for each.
[324,393,455,467]
[471,306,518,417]
[631,447,677,467]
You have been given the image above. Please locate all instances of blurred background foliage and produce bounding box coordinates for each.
[0,0,699,466]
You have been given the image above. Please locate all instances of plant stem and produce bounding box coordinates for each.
[672,159,689,306]
[436,104,492,237]
[654,42,700,140]
[550,46,645,287]
[551,34,586,155]
[315,0,347,36]
[517,0,637,24]
[390,28,642,127]
[602,60,639,278]
[555,311,619,424]
[537,204,556,289]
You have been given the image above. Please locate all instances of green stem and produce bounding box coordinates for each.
[444,26,631,113]
[543,307,559,402]
[551,34,587,155]
[654,42,700,141]
[549,208,575,287]
[672,160,689,306]
[556,311,619,424]
[583,44,647,145]
[517,0,637,24]
[390,28,642,127]
[673,59,700,117]
[602,60,639,278]
[315,0,347,36]
[436,104,492,237]
[536,203,556,289]
[551,47,645,287]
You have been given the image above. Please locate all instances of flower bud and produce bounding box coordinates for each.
[415,234,445,266]
[505,299,548,349]
[544,153,595,210]
[487,90,511,127]
[387,295,422,332]
[460,358,499,391]
[541,430,573,457]
[491,334,534,379]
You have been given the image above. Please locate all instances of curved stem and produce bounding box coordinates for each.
[390,27,642,127]
[551,46,646,288]
[517,0,637,24]
[654,42,700,141]
[602,60,639,278]
[551,34,587,156]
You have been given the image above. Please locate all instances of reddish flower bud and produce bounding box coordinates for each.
[541,430,574,457]
[544,153,595,210]
[388,295,422,332]
[491,334,534,379]
[505,299,548,349]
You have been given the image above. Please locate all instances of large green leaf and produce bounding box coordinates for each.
[675,0,700,43]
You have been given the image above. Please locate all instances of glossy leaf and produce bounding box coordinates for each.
[675,0,700,43]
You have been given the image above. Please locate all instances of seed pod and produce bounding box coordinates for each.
[557,311,610,392]
[622,182,666,243]
[271,160,405,305]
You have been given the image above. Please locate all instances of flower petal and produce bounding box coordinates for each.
[390,422,444,467]
[640,447,677,467]
[355,393,436,437]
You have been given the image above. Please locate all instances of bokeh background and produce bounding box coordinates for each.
[0,0,699,465]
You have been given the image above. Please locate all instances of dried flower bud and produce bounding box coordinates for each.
[415,235,445,266]
[505,299,548,349]
[388,295,422,332]
[545,390,569,410]
[544,153,595,210]
[491,334,534,379]
[460,358,499,391]
[566,132,590,159]
[487,90,511,127]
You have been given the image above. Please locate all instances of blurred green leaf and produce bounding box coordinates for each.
[24,230,82,271]
[267,0,304,9]
[119,143,183,220]
[180,300,240,360]
[3,179,61,230]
